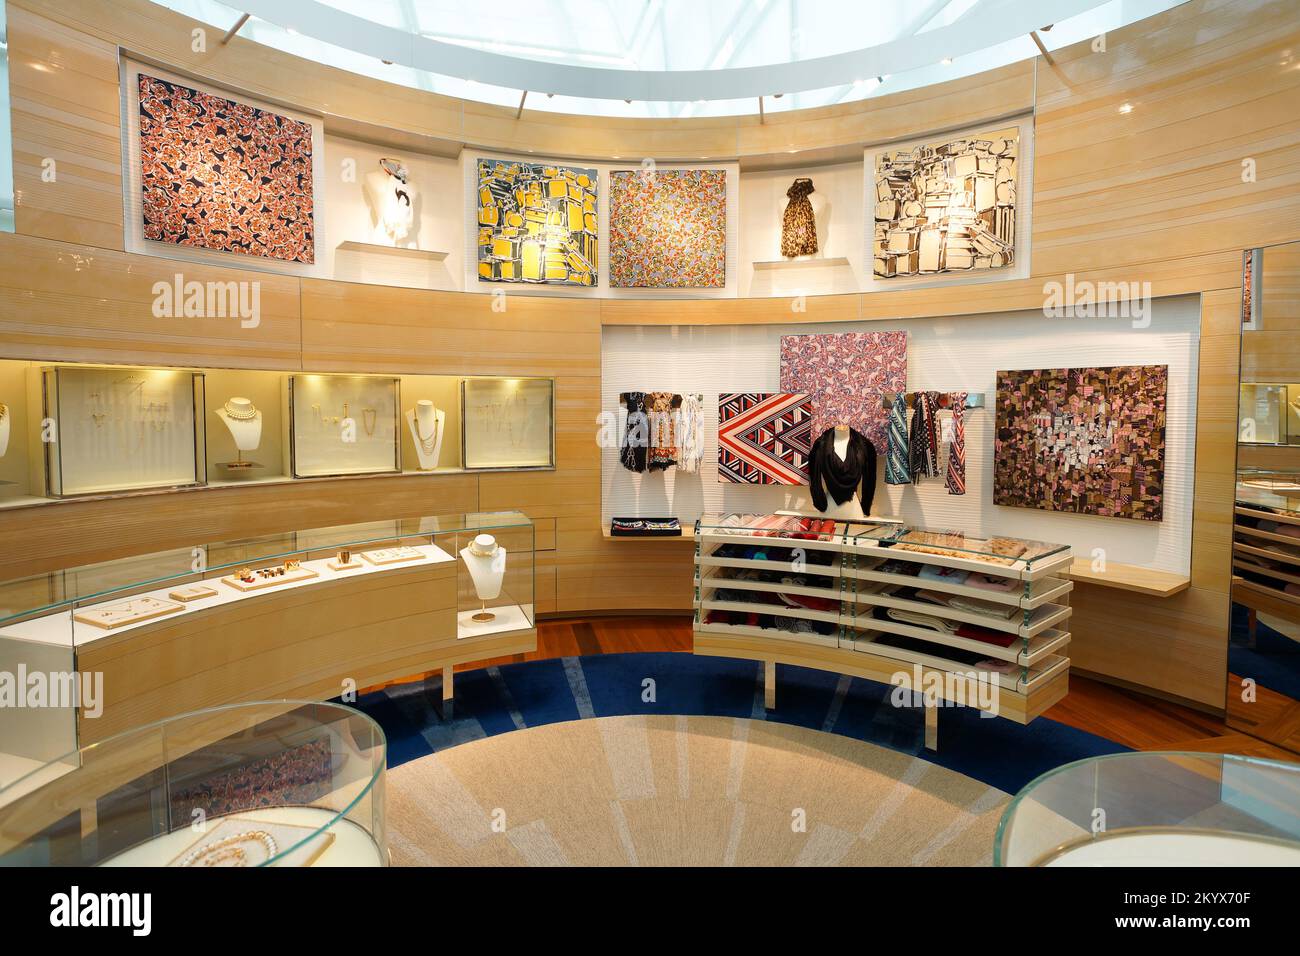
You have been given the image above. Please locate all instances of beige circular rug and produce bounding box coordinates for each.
[386,715,1008,866]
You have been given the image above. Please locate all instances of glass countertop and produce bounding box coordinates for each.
[851,526,1071,567]
[0,511,533,627]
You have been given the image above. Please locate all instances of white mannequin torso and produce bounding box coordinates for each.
[216,397,262,452]
[460,537,506,602]
[405,401,444,470]
[0,404,10,458]
[363,169,417,246]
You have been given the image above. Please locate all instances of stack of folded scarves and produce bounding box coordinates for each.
[610,516,682,537]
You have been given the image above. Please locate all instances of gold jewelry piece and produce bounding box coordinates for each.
[362,407,377,436]
[0,403,7,422]
[338,550,351,564]
[468,534,499,559]
[414,410,440,456]
[284,559,300,571]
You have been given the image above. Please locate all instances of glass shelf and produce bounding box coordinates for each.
[0,701,386,867]
[995,751,1300,866]
[849,525,1072,575]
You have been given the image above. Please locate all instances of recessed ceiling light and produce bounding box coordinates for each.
[1118,102,1133,114]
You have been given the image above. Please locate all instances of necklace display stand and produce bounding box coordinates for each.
[216,397,263,471]
[460,533,506,623]
[0,402,11,458]
[405,400,444,470]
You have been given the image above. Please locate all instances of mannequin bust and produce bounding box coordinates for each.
[363,157,417,246]
[460,533,507,622]
[788,424,875,520]
[216,397,262,468]
[405,400,445,470]
[0,402,9,458]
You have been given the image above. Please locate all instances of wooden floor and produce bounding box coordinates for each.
[410,615,1299,762]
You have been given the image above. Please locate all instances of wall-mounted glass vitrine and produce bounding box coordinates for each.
[42,366,205,497]
[288,374,401,478]
[462,376,555,469]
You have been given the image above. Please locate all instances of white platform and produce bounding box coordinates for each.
[457,603,533,640]
[1044,831,1300,867]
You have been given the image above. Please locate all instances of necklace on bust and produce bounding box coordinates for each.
[223,399,258,421]
[414,410,440,455]
[468,534,499,559]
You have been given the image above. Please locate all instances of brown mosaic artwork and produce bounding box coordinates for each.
[139,74,315,263]
[994,365,1168,521]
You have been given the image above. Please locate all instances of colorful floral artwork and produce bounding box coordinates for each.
[994,366,1168,521]
[609,169,727,288]
[873,127,1017,278]
[718,393,813,485]
[476,159,598,285]
[139,74,315,263]
[779,331,908,453]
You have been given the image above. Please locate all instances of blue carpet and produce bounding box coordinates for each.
[1230,604,1300,701]
[342,651,1128,795]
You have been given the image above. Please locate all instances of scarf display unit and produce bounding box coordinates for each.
[693,513,1074,748]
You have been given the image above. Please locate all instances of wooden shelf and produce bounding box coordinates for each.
[1067,558,1190,597]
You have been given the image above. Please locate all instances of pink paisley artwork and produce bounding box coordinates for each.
[779,331,908,453]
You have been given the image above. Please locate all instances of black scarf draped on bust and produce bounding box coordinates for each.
[809,427,877,514]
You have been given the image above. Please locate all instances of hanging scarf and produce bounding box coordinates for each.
[909,391,940,480]
[885,395,911,485]
[945,391,967,495]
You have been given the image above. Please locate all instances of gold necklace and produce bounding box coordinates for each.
[362,407,377,436]
[179,829,278,867]
[414,409,440,455]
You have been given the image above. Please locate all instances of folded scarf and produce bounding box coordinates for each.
[909,391,940,480]
[886,606,960,634]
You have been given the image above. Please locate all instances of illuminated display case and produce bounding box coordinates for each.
[41,366,206,497]
[461,376,555,470]
[288,373,401,478]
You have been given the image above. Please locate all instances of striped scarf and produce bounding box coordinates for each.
[945,391,966,495]
[885,396,911,484]
[909,391,939,480]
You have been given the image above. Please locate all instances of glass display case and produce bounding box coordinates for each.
[288,373,401,477]
[42,366,206,496]
[1239,382,1300,445]
[0,511,536,779]
[843,524,1073,695]
[0,701,387,867]
[462,376,555,469]
[995,751,1300,866]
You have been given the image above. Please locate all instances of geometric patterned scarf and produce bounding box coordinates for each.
[909,390,940,480]
[945,391,966,495]
[885,395,911,485]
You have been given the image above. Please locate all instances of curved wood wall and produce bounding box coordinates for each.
[3,0,1300,709]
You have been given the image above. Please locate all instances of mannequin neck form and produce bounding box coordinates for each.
[406,402,443,470]
[217,400,262,452]
[0,412,9,458]
[833,424,850,460]
[460,544,506,601]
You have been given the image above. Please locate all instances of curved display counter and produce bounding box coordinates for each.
[0,512,536,771]
[995,751,1300,866]
[0,701,387,867]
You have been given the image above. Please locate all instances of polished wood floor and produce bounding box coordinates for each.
[379,615,1299,762]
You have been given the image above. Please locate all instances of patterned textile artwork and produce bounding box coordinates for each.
[718,393,813,485]
[610,169,727,288]
[994,366,1168,521]
[477,159,598,285]
[779,331,908,454]
[872,127,1017,279]
[139,74,315,263]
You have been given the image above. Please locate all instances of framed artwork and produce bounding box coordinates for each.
[718,393,813,485]
[779,331,908,453]
[609,168,726,288]
[138,74,315,263]
[872,127,1017,279]
[476,159,597,285]
[994,365,1168,521]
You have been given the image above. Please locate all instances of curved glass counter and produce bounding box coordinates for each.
[995,751,1300,866]
[0,701,386,867]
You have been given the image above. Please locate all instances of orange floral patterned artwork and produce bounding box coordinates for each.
[609,169,726,288]
[139,74,315,264]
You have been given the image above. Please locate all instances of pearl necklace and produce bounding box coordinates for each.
[223,400,258,421]
[180,829,278,867]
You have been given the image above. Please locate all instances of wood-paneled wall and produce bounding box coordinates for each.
[3,0,1299,709]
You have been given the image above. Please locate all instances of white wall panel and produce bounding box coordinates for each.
[602,294,1200,574]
